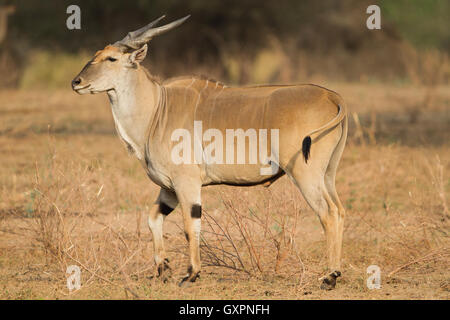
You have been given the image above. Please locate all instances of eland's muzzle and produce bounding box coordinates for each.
[71,77,82,89]
[71,76,90,93]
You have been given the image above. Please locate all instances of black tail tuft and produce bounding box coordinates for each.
[302,136,312,163]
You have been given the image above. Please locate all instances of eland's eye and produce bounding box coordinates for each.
[107,57,117,62]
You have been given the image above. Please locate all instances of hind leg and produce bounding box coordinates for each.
[172,175,203,287]
[320,172,345,290]
[324,169,345,275]
[286,162,342,289]
[324,116,347,274]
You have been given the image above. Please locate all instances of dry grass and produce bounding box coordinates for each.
[0,83,448,299]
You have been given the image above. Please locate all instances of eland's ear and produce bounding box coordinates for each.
[128,44,148,65]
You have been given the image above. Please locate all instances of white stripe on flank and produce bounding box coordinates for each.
[194,80,209,116]
[214,85,225,105]
[193,81,209,164]
[186,78,196,89]
[184,78,196,105]
[209,85,226,128]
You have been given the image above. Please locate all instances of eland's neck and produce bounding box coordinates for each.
[107,67,161,160]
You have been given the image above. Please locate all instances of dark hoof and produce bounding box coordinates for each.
[178,268,200,288]
[178,278,193,288]
[156,259,171,282]
[320,271,341,290]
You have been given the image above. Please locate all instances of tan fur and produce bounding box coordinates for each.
[92,45,122,63]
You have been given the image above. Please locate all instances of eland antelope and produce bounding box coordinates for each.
[72,15,348,289]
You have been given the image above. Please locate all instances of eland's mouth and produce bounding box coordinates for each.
[73,84,91,94]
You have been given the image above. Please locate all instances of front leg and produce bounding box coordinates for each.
[148,188,178,280]
[173,176,202,287]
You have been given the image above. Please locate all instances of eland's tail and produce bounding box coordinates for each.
[302,102,347,163]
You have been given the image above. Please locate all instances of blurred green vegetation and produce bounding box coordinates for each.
[0,0,448,87]
[380,0,450,51]
[1,0,445,52]
[20,50,91,89]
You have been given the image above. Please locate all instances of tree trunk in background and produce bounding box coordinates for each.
[0,5,20,88]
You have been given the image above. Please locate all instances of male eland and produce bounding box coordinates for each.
[72,15,348,289]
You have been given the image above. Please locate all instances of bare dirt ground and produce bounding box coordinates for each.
[0,83,448,299]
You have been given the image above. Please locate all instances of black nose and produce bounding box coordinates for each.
[71,77,82,88]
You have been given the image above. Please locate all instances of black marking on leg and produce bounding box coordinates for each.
[184,231,190,242]
[159,202,174,216]
[191,204,202,218]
